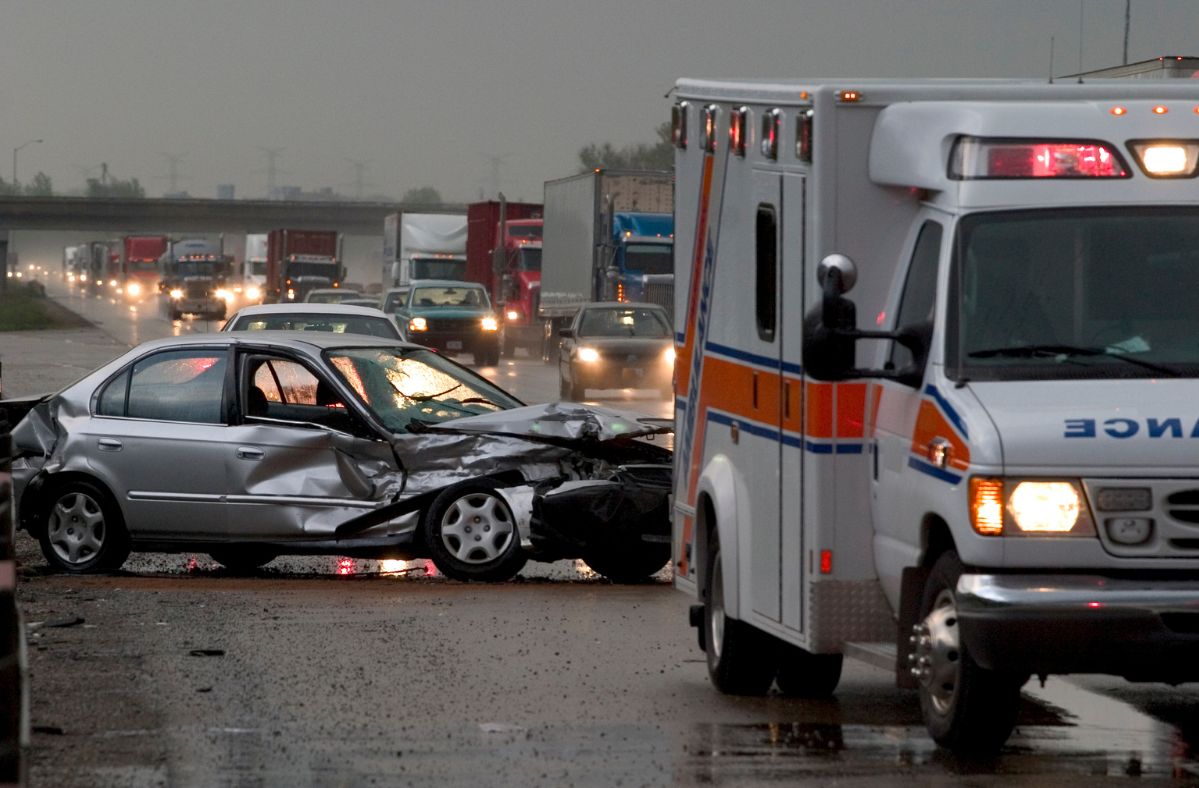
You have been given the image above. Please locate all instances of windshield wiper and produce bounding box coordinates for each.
[401,383,462,402]
[969,344,1179,377]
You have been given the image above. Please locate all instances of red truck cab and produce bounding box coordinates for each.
[465,201,543,357]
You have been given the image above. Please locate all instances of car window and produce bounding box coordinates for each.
[121,350,227,423]
[244,356,358,431]
[577,308,670,338]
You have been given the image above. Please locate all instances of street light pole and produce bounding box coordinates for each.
[11,139,42,186]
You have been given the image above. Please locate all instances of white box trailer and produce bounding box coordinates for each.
[382,212,467,288]
[671,76,1199,753]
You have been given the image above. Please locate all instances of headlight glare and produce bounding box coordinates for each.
[169,288,184,300]
[245,285,262,301]
[663,346,676,364]
[481,316,499,331]
[409,316,428,332]
[577,347,600,363]
[126,282,142,297]
[1009,481,1082,533]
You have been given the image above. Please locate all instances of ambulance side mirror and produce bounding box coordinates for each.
[804,254,860,381]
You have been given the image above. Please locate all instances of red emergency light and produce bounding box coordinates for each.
[729,107,748,157]
[760,108,780,160]
[950,137,1130,180]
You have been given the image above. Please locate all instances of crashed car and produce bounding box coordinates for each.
[9,333,672,582]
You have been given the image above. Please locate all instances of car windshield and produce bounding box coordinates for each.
[411,286,487,308]
[624,243,672,275]
[578,307,670,338]
[327,347,521,432]
[175,262,222,277]
[231,314,399,338]
[949,207,1199,381]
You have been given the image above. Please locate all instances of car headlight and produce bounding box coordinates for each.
[969,477,1095,536]
[286,288,296,300]
[505,309,520,321]
[79,273,88,282]
[126,281,142,297]
[409,316,428,332]
[481,316,499,332]
[245,285,262,301]
[215,289,234,302]
[577,346,600,363]
[663,346,676,364]
[169,288,184,300]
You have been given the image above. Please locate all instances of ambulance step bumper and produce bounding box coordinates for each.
[955,573,1199,682]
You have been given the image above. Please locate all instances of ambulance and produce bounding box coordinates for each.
[670,77,1199,753]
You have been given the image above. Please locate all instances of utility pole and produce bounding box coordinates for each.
[1123,0,1131,64]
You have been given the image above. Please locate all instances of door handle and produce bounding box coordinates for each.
[97,438,122,451]
[236,447,264,460]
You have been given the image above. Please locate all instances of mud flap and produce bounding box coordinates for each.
[896,565,930,690]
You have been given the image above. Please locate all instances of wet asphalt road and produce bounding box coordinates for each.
[9,277,1199,785]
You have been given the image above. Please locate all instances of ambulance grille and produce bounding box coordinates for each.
[1167,490,1199,505]
[1166,490,1199,524]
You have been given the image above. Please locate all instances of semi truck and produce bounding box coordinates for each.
[671,77,1199,754]
[382,212,467,288]
[466,199,543,357]
[238,233,268,303]
[538,170,673,361]
[264,229,344,303]
[159,238,232,320]
[116,235,168,300]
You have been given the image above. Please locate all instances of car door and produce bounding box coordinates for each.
[88,346,233,540]
[223,350,398,540]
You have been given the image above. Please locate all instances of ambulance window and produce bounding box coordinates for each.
[755,204,778,341]
[889,221,943,374]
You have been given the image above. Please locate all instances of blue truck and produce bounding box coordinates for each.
[538,170,673,361]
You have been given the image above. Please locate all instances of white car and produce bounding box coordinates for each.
[222,303,402,339]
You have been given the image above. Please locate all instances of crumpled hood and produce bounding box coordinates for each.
[426,401,671,445]
[969,379,1199,472]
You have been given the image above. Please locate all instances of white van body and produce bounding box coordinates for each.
[671,77,1199,752]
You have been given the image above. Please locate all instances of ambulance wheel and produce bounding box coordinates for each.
[703,542,778,695]
[422,481,527,583]
[915,550,1024,754]
[775,644,843,698]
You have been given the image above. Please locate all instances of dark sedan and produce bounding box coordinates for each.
[558,303,675,400]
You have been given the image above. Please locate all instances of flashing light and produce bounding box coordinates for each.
[760,108,780,160]
[1128,140,1199,177]
[1110,106,1128,116]
[730,106,748,157]
[246,285,262,301]
[408,316,428,332]
[577,346,600,363]
[616,282,625,302]
[505,309,520,321]
[837,89,861,103]
[671,101,689,149]
[969,477,1005,536]
[951,137,1128,179]
[126,282,142,298]
[169,288,184,300]
[819,550,833,574]
[702,104,719,153]
[1153,105,1169,115]
[481,316,499,332]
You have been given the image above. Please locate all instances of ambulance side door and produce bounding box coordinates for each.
[871,218,943,594]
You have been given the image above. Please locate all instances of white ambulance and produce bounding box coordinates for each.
[670,77,1199,753]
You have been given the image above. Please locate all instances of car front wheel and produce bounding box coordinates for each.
[423,481,527,582]
[39,480,130,574]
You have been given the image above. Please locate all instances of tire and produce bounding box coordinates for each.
[776,644,843,698]
[915,551,1024,754]
[703,542,778,695]
[209,548,277,574]
[422,481,527,582]
[582,540,670,583]
[38,479,130,574]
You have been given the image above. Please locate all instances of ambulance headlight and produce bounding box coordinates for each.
[970,477,1095,536]
[1128,140,1199,178]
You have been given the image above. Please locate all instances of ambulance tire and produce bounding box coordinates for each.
[917,550,1024,754]
[775,644,843,698]
[703,543,778,695]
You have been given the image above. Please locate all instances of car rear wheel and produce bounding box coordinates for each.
[39,480,130,574]
[423,481,527,582]
[582,540,670,583]
[209,548,277,574]
[704,540,778,695]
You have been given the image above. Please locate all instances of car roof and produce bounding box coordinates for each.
[306,287,360,294]
[228,303,391,319]
[409,279,487,289]
[124,331,415,353]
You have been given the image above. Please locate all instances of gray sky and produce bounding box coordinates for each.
[1,0,1195,202]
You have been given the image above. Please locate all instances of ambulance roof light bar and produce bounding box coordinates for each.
[1128,140,1199,178]
[950,137,1130,180]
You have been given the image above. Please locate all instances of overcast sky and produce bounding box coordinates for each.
[1,0,1195,202]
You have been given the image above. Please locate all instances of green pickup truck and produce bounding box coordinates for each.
[394,279,501,367]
